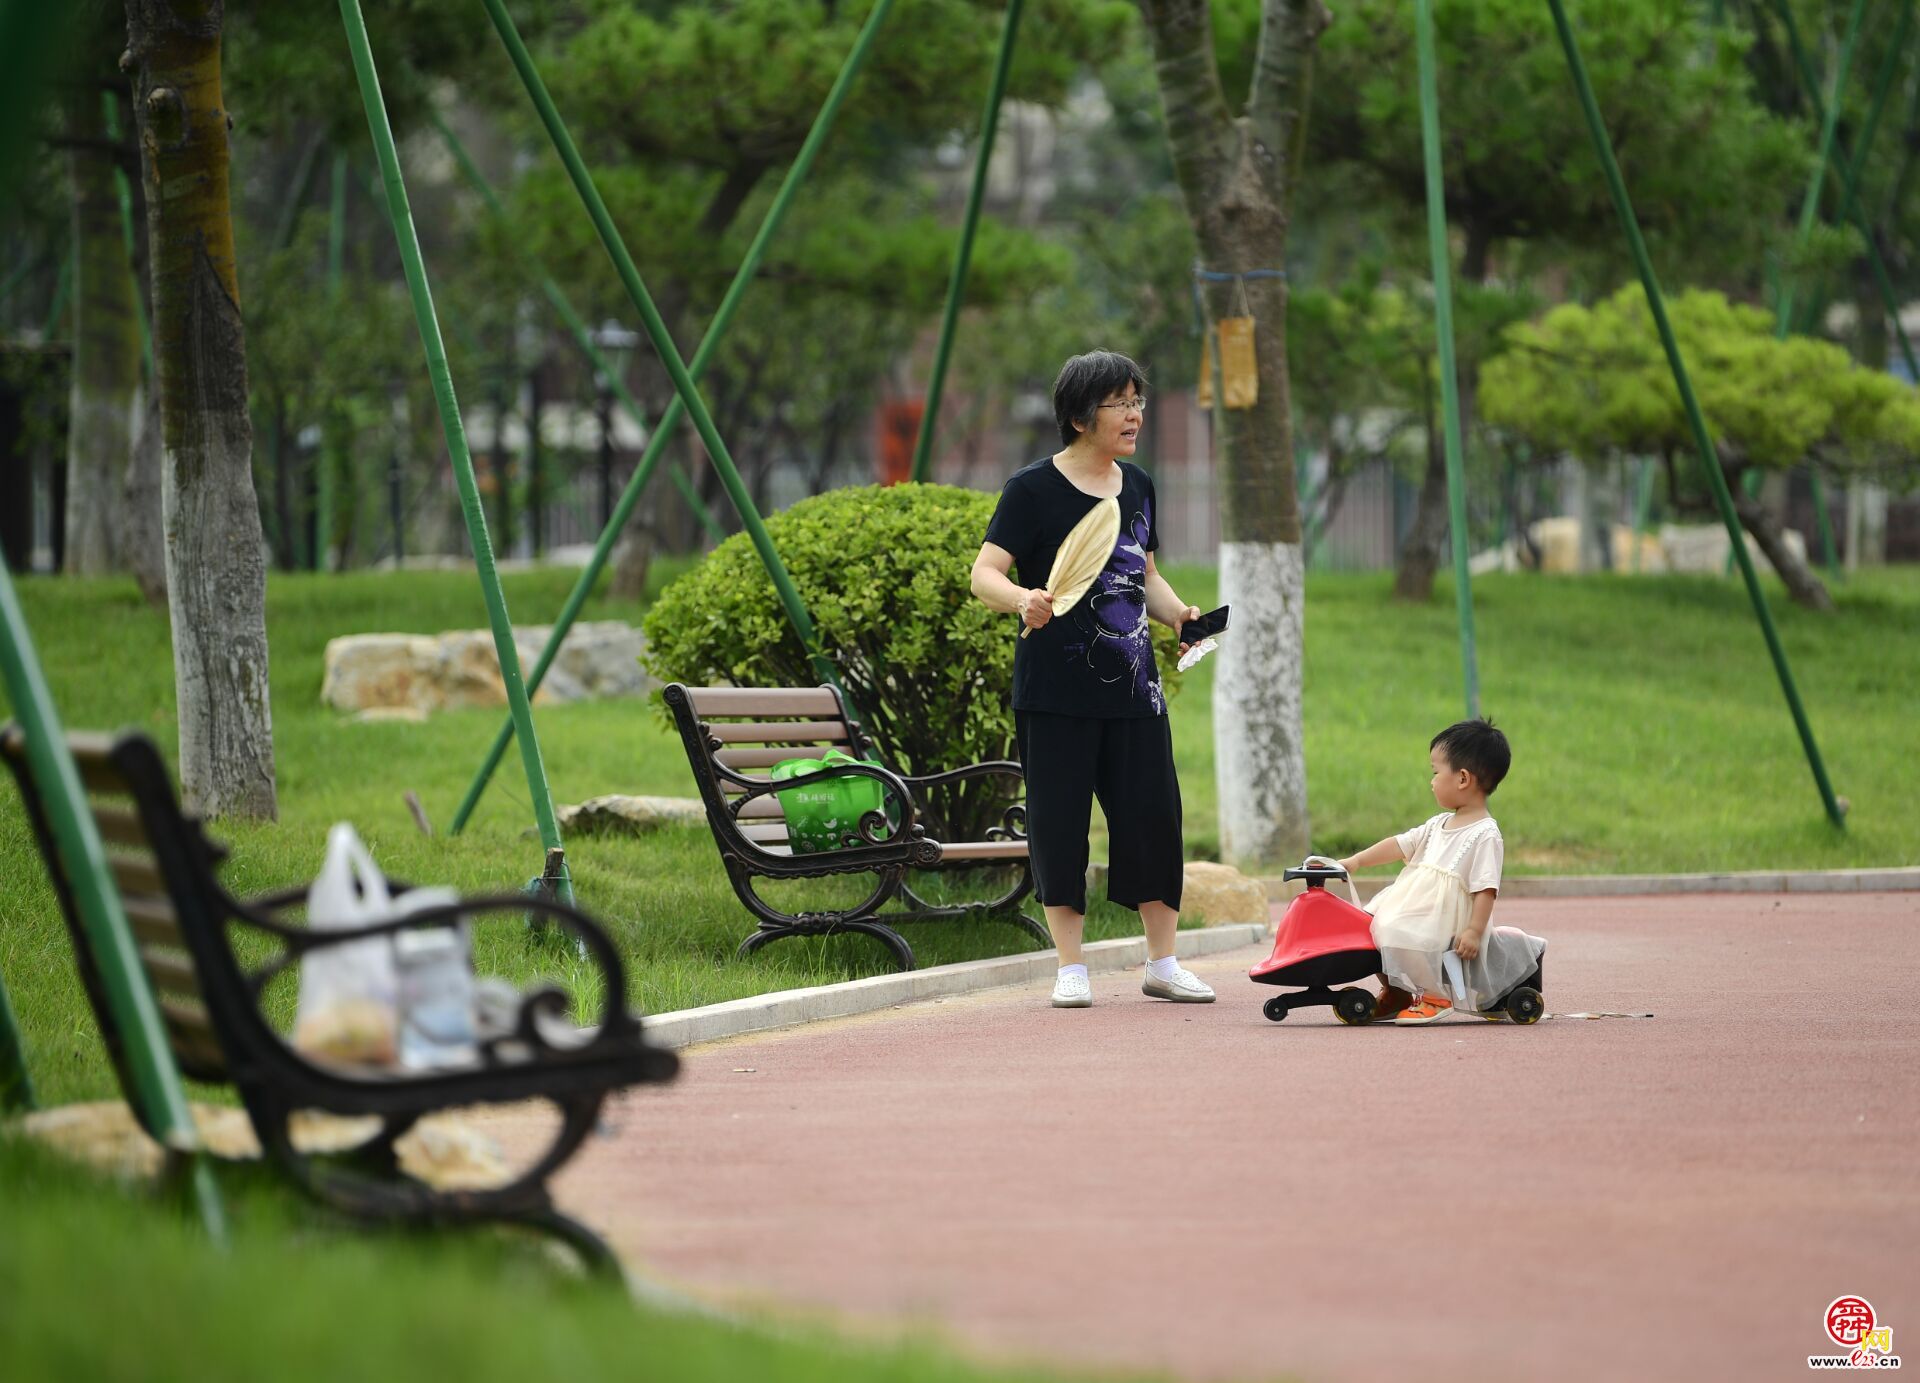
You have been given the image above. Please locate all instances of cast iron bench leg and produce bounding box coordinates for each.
[737,920,916,972]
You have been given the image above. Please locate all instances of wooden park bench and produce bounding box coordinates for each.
[663,683,1047,970]
[0,723,677,1277]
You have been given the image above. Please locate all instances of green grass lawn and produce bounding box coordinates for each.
[4,561,1917,1109]
[2,558,1914,1382]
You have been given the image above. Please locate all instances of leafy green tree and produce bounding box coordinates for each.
[1479,285,1920,609]
[504,0,1132,553]
[1287,0,1810,597]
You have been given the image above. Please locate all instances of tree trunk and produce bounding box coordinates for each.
[126,0,277,820]
[1732,478,1832,612]
[1140,0,1327,870]
[1393,221,1492,601]
[608,527,654,601]
[64,80,142,574]
[121,390,167,601]
[1395,360,1452,599]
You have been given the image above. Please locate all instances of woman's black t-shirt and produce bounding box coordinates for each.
[983,458,1164,718]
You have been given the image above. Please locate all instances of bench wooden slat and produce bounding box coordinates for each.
[110,853,167,897]
[65,733,134,796]
[158,999,226,1072]
[685,687,842,717]
[140,948,202,999]
[739,822,790,844]
[703,719,848,744]
[716,746,843,770]
[122,895,184,948]
[734,796,786,820]
[91,804,151,849]
[935,841,1030,861]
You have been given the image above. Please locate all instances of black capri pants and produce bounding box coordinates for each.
[1014,709,1184,916]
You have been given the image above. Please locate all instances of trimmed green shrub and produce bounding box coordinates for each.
[642,483,1176,841]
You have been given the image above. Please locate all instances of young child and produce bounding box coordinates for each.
[1338,718,1543,1026]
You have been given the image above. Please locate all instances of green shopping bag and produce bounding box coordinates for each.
[768,750,895,855]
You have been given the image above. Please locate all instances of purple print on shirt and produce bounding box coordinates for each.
[1077,500,1163,713]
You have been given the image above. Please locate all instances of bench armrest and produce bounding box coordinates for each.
[895,760,1027,844]
[895,759,1024,792]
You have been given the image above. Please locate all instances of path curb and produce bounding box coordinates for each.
[641,923,1267,1051]
[1259,866,1920,901]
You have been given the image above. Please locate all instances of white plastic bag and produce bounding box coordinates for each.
[395,919,477,1071]
[292,824,461,1067]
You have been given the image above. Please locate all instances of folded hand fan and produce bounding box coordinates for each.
[1020,496,1120,640]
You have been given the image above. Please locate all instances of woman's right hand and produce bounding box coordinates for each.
[1018,588,1054,630]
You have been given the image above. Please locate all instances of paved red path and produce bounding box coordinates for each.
[557,894,1919,1381]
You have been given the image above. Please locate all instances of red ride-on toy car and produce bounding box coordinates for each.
[1249,858,1547,1025]
[1249,859,1382,1024]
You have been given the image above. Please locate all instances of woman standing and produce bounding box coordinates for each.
[969,350,1212,1008]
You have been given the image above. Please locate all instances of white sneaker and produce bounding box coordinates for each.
[1051,971,1093,1008]
[1141,965,1215,1003]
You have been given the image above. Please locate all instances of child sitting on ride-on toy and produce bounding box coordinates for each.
[1339,718,1544,1026]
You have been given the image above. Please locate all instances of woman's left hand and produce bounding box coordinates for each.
[1174,604,1202,657]
[1454,930,1483,962]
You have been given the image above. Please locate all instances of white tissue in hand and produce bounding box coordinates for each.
[1177,637,1218,672]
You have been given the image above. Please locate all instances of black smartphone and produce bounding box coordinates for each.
[1179,604,1230,645]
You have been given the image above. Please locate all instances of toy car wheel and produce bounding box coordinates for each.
[1263,996,1289,1023]
[1506,987,1544,1025]
[1334,989,1374,1025]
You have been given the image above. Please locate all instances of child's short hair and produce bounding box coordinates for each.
[1432,718,1510,793]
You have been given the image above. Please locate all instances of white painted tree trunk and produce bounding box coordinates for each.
[64,81,141,576]
[1213,540,1308,866]
[130,0,277,820]
[161,406,277,820]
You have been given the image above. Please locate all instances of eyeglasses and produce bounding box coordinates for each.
[1096,398,1147,415]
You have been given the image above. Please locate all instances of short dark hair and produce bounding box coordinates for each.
[1431,718,1511,794]
[1052,350,1147,446]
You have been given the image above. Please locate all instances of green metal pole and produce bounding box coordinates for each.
[1772,0,1920,380]
[1415,0,1481,719]
[909,0,1025,484]
[450,0,898,834]
[0,965,32,1113]
[428,112,725,543]
[338,0,573,899]
[0,251,41,312]
[43,251,71,339]
[1764,0,1903,576]
[1547,0,1846,830]
[101,91,153,382]
[479,0,842,702]
[0,563,226,1236]
[1632,456,1657,572]
[1776,0,1868,335]
[270,133,324,254]
[1835,0,1911,252]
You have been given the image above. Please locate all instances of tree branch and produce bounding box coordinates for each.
[1246,0,1330,206]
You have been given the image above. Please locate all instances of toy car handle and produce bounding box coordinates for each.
[1284,854,1362,907]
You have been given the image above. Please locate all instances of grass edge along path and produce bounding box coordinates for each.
[0,1134,1163,1383]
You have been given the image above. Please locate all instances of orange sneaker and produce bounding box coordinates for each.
[1372,986,1413,1022]
[1392,993,1454,1025]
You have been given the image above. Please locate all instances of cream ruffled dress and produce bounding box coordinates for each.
[1367,814,1544,1011]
